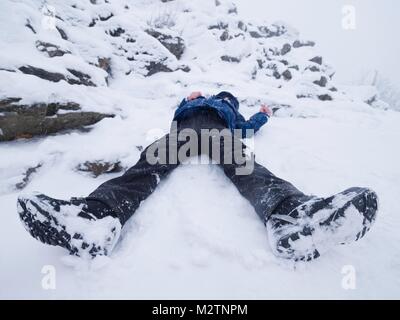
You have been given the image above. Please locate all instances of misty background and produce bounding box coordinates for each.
[236,0,399,90]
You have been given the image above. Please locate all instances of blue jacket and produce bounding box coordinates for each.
[173,91,269,138]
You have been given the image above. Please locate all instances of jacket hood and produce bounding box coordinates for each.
[215,91,239,110]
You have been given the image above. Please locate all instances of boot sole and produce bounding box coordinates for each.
[17,196,78,256]
[276,188,378,261]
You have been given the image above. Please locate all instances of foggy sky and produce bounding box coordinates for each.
[235,0,400,84]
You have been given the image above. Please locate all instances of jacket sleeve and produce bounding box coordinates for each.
[235,112,269,138]
[177,98,187,109]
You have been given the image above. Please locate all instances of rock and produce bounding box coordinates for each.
[280,43,291,55]
[220,30,230,41]
[249,24,286,38]
[77,160,123,177]
[293,40,315,48]
[237,21,247,32]
[19,65,96,86]
[318,94,333,101]
[25,20,36,34]
[313,76,328,87]
[282,69,292,81]
[307,65,320,72]
[251,68,257,79]
[249,31,262,38]
[0,99,114,142]
[297,94,311,99]
[97,57,112,76]
[209,23,228,30]
[273,103,291,111]
[220,55,240,63]
[96,57,112,84]
[99,13,114,21]
[67,69,96,86]
[297,93,333,101]
[0,68,15,72]
[289,65,300,71]
[56,27,68,40]
[145,60,173,76]
[146,29,185,60]
[0,97,22,107]
[273,71,281,79]
[227,4,237,14]
[15,163,42,190]
[109,27,125,37]
[19,66,65,83]
[366,95,377,106]
[178,65,191,73]
[309,56,323,65]
[45,102,81,116]
[36,41,70,57]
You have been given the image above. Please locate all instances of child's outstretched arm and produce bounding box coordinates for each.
[235,104,272,138]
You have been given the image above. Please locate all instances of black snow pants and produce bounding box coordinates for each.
[87,108,304,225]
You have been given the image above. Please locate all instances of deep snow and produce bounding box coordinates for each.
[0,0,399,299]
[1,97,400,299]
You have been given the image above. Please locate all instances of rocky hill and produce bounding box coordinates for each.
[0,0,374,140]
[0,0,388,187]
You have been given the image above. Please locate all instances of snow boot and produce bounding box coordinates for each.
[267,187,378,261]
[17,192,121,259]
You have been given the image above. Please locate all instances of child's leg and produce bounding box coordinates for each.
[216,135,378,261]
[88,134,179,225]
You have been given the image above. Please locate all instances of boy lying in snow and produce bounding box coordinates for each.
[17,91,378,261]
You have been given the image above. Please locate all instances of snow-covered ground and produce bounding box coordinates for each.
[2,92,400,299]
[1,0,399,299]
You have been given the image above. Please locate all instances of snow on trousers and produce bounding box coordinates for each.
[87,109,304,227]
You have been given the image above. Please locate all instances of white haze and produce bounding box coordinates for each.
[235,0,400,85]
